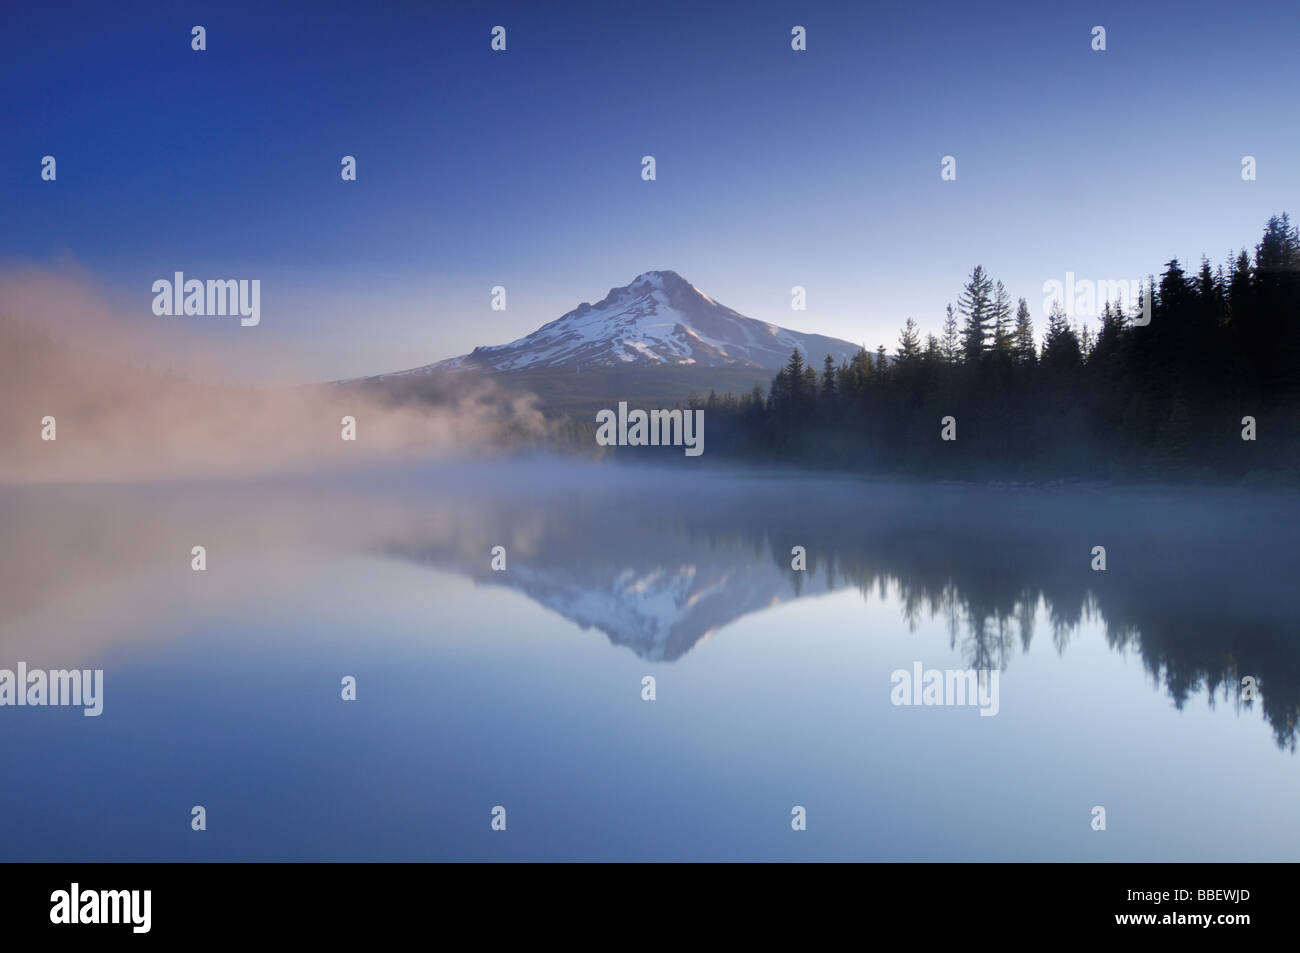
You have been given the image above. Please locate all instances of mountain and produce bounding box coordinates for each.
[387,270,861,377]
[337,270,866,417]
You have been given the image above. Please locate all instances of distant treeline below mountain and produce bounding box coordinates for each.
[598,213,1300,483]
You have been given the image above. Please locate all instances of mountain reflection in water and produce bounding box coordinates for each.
[3,464,1296,752]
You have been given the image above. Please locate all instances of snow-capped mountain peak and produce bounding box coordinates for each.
[413,270,860,374]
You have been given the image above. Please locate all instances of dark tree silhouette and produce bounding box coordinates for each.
[673,214,1300,483]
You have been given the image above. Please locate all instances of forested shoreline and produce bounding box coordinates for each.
[663,214,1300,482]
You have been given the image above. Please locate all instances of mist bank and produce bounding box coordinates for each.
[0,315,551,483]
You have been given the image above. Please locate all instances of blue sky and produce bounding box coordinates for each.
[4,0,1297,379]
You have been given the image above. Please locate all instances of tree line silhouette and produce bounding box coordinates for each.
[691,214,1300,481]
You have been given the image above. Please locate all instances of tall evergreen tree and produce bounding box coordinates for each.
[940,304,961,363]
[991,280,1013,357]
[1092,300,1124,365]
[897,317,921,362]
[846,345,872,393]
[820,354,838,403]
[1077,318,1093,359]
[1012,297,1036,366]
[1228,249,1252,317]
[1158,259,1194,310]
[1253,213,1300,392]
[801,362,819,398]
[958,265,994,362]
[785,348,806,396]
[1041,301,1081,370]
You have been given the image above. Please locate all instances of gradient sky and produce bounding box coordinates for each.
[4,0,1298,380]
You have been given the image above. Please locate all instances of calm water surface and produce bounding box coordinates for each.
[1,463,1296,860]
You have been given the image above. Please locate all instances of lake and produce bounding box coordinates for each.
[1,462,1296,860]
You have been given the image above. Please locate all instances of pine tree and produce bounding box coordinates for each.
[801,363,819,399]
[1251,214,1300,392]
[1012,297,1036,366]
[1077,318,1093,359]
[940,304,960,363]
[1093,300,1124,363]
[1196,256,1218,303]
[1256,212,1300,279]
[768,366,790,408]
[1159,259,1193,310]
[1228,249,1253,325]
[820,354,838,402]
[846,345,872,392]
[1041,301,1081,370]
[896,317,921,362]
[991,280,1013,357]
[785,348,806,401]
[958,265,994,362]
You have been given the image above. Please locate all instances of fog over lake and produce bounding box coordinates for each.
[1,462,1296,860]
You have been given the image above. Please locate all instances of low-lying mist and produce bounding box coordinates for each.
[0,267,550,482]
